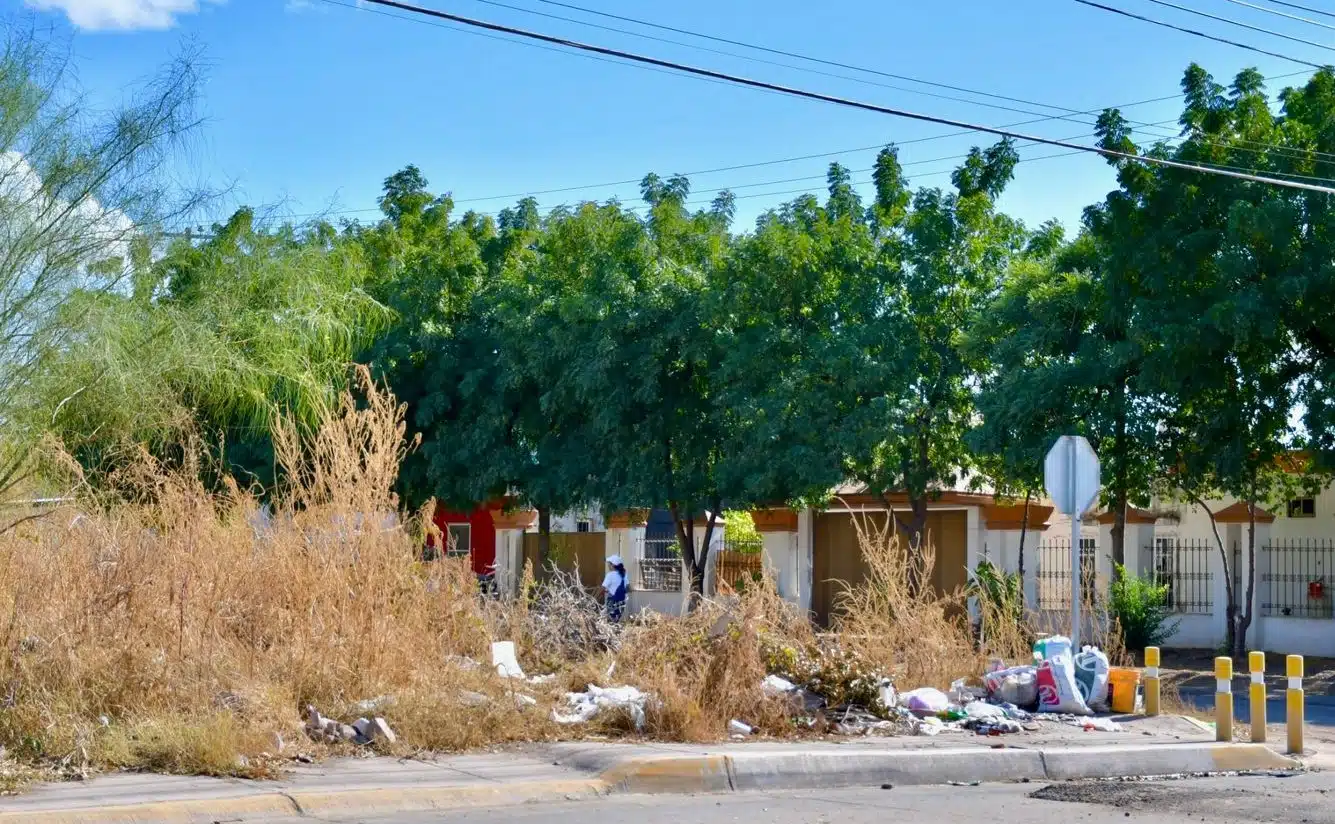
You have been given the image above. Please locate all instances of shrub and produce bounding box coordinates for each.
[1109,564,1180,653]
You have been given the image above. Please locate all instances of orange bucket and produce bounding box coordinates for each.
[1107,667,1140,714]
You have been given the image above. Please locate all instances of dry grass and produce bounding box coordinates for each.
[0,374,1134,782]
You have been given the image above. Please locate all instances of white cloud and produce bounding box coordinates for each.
[25,0,211,31]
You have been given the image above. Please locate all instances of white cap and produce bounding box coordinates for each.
[608,555,623,566]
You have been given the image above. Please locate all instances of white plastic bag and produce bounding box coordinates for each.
[899,687,950,716]
[1034,635,1090,715]
[1074,646,1111,711]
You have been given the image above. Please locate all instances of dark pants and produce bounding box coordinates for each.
[607,599,625,623]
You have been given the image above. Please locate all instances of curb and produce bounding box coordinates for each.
[0,778,607,824]
[596,743,1301,794]
[0,743,1301,822]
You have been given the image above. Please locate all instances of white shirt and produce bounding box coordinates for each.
[602,569,625,593]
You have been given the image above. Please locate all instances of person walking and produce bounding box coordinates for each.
[602,555,628,623]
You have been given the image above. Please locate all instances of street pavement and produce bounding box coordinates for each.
[254,772,1335,824]
[1179,689,1335,727]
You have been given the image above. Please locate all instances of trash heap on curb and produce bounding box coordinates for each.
[889,635,1137,737]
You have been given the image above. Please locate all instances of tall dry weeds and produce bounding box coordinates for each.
[833,511,984,689]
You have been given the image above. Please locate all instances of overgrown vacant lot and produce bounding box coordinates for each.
[0,379,1044,785]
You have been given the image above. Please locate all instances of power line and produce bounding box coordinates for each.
[1210,0,1335,30]
[1142,0,1335,51]
[1256,0,1335,20]
[493,0,1325,163]
[324,0,1329,176]
[520,0,1084,116]
[1069,0,1328,67]
[355,0,1335,194]
[465,0,1096,123]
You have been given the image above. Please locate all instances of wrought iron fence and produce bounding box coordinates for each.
[636,537,683,592]
[1261,538,1335,619]
[1144,538,1213,615]
[714,539,764,593]
[1037,536,1098,611]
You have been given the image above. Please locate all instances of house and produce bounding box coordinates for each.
[752,485,1053,627]
[1041,468,1335,657]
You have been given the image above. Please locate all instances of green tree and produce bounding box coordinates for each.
[0,24,202,514]
[1097,64,1335,654]
[34,208,387,490]
[841,141,1026,558]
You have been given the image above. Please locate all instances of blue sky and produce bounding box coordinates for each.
[19,0,1328,234]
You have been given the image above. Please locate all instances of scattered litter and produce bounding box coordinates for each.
[445,655,480,671]
[878,678,897,711]
[459,690,491,707]
[964,701,1005,720]
[972,720,1024,735]
[304,705,395,746]
[948,780,981,787]
[492,641,526,679]
[552,685,649,730]
[514,693,538,708]
[527,674,558,685]
[762,675,798,696]
[1075,716,1124,733]
[728,719,754,736]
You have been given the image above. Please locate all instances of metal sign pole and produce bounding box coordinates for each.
[1069,439,1081,650]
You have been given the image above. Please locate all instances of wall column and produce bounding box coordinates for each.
[796,508,814,615]
[490,508,538,598]
[752,508,800,603]
[606,510,648,610]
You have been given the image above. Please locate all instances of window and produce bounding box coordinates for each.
[576,520,591,533]
[1288,498,1317,519]
[446,524,471,557]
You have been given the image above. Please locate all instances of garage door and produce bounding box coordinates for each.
[812,509,969,627]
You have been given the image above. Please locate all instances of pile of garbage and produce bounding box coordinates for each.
[886,635,1132,737]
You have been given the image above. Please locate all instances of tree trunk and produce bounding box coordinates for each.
[670,503,717,611]
[1018,490,1032,609]
[1195,494,1237,656]
[537,506,551,575]
[895,495,930,597]
[1236,484,1259,659]
[1110,380,1128,567]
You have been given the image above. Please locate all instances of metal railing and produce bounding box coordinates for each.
[1144,538,1213,615]
[636,537,683,592]
[1037,537,1098,611]
[1261,539,1335,619]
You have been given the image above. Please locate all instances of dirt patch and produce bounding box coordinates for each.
[1029,781,1228,808]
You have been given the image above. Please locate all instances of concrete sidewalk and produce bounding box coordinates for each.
[0,715,1304,824]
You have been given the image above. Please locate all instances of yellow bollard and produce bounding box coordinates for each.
[1144,646,1161,717]
[1249,651,1266,743]
[1287,655,1305,755]
[1215,656,1234,742]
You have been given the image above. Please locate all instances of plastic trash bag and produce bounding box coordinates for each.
[899,687,951,716]
[1033,635,1091,715]
[983,665,1039,709]
[1074,646,1111,711]
[964,700,1006,720]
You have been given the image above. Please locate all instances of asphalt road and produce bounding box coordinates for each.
[266,772,1335,824]
[1180,689,1335,727]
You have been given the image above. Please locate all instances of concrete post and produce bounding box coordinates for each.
[752,509,799,603]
